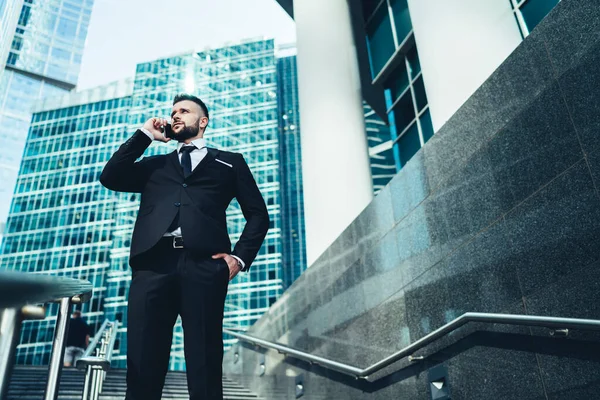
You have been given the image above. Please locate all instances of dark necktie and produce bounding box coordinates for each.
[180,145,196,178]
[166,146,196,233]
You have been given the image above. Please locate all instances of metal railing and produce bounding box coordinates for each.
[0,269,92,400]
[76,319,120,400]
[224,312,600,381]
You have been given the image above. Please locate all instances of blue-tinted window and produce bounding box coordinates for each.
[366,4,396,77]
[406,46,421,79]
[384,63,409,103]
[363,0,385,20]
[520,0,559,31]
[420,109,434,143]
[390,0,412,42]
[392,91,415,131]
[7,52,18,65]
[398,122,421,166]
[56,17,77,37]
[413,76,427,111]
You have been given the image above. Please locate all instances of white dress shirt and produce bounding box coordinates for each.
[140,128,245,268]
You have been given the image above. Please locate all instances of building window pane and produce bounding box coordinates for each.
[520,0,559,32]
[363,0,386,20]
[420,109,434,143]
[384,63,409,103]
[398,122,421,166]
[406,46,421,79]
[390,0,412,43]
[366,4,396,77]
[413,76,427,111]
[391,91,415,131]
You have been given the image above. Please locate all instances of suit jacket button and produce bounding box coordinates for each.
[182,183,188,188]
[174,202,181,207]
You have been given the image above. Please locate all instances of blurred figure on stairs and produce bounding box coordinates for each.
[63,310,91,367]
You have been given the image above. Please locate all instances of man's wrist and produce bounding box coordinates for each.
[140,127,154,140]
[231,255,246,271]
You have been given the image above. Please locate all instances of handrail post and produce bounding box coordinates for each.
[44,297,72,400]
[0,305,45,400]
[82,366,92,400]
[0,308,22,400]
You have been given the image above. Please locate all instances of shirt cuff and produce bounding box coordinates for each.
[231,255,246,271]
[140,127,154,140]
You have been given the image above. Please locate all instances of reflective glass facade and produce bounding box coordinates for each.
[6,0,91,84]
[0,39,283,370]
[0,0,93,242]
[0,0,23,74]
[364,0,433,170]
[510,0,560,38]
[276,54,307,289]
[0,79,133,365]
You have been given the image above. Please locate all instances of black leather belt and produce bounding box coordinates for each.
[161,236,184,249]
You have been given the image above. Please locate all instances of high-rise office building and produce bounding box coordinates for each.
[276,52,307,289]
[0,79,133,365]
[0,39,283,369]
[0,0,93,241]
[0,0,23,76]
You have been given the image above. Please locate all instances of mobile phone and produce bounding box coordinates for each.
[163,123,175,139]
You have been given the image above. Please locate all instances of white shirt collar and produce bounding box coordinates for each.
[177,137,207,152]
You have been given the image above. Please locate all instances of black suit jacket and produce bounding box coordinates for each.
[99,130,269,270]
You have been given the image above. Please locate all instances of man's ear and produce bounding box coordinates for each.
[200,117,209,129]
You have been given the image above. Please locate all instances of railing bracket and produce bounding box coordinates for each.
[549,328,569,337]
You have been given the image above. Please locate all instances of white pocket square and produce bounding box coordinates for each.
[215,159,233,168]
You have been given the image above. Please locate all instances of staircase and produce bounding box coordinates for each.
[7,365,263,399]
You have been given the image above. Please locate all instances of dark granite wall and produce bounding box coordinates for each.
[224,0,600,398]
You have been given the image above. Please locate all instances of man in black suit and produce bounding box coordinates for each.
[99,93,269,400]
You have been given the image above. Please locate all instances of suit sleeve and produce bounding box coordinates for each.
[99,130,153,193]
[231,154,270,270]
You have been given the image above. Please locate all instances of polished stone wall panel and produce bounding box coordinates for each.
[503,160,600,296]
[556,40,600,156]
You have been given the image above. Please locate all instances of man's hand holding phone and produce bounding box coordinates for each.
[142,117,172,143]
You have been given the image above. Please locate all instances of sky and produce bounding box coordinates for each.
[77,0,296,90]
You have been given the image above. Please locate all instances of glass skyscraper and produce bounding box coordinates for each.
[0,0,93,240]
[0,79,133,365]
[0,39,284,370]
[276,53,307,289]
[0,0,23,75]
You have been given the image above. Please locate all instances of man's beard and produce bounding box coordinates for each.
[173,120,200,142]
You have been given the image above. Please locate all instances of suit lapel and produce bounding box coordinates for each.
[168,147,219,180]
[187,148,218,180]
[168,150,184,178]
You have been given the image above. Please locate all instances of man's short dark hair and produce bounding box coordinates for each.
[72,310,82,318]
[173,93,209,120]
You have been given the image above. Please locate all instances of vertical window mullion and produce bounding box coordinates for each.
[405,57,424,147]
[386,0,400,49]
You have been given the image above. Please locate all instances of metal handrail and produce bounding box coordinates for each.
[80,320,111,362]
[0,269,92,309]
[76,319,120,400]
[224,312,600,380]
[0,270,92,400]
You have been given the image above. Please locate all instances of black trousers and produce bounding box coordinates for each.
[125,237,230,400]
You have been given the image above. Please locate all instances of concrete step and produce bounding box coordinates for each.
[7,366,263,400]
